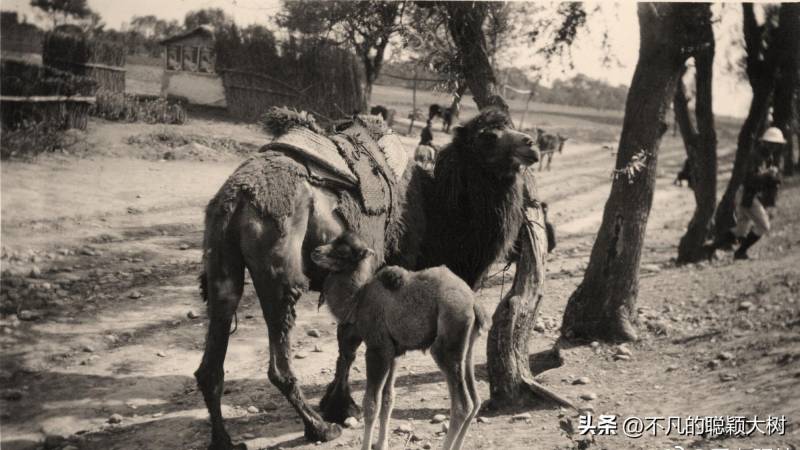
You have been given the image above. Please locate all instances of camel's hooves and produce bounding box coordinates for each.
[304,422,342,442]
[321,394,362,423]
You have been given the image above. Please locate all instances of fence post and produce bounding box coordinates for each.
[408,68,417,135]
[519,92,532,130]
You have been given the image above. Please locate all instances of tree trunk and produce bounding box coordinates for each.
[363,81,374,111]
[445,1,573,409]
[561,4,699,342]
[673,66,698,162]
[449,82,468,118]
[773,4,800,176]
[773,69,796,175]
[445,2,507,111]
[486,207,574,408]
[713,4,779,238]
[677,9,717,264]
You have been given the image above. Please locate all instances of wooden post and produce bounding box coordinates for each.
[408,68,418,135]
[519,92,532,130]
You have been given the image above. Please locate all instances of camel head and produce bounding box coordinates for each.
[312,231,376,274]
[451,107,539,178]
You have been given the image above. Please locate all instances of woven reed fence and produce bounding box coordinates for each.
[43,31,126,93]
[0,60,97,130]
[218,37,363,123]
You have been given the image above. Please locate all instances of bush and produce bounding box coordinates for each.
[1,122,65,160]
[43,31,126,68]
[0,60,97,97]
[91,92,186,124]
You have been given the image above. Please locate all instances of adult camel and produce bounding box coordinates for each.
[195,107,539,449]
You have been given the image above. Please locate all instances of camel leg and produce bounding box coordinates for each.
[375,359,397,450]
[320,322,363,423]
[451,326,481,450]
[195,240,245,450]
[547,153,553,171]
[431,329,473,450]
[361,347,393,450]
[261,294,341,442]
[241,201,341,443]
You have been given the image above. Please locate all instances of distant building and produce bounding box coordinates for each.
[159,25,225,106]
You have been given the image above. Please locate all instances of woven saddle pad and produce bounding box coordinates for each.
[260,120,408,218]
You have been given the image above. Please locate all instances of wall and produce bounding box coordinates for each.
[161,71,226,106]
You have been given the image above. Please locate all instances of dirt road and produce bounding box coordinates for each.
[1,116,798,450]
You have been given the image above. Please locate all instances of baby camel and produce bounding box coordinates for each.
[311,232,488,450]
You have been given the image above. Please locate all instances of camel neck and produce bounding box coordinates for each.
[321,257,377,323]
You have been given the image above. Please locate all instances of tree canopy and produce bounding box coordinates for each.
[30,0,92,28]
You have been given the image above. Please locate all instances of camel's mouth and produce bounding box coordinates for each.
[515,146,540,165]
[310,248,336,268]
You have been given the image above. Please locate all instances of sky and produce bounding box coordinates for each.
[2,0,752,117]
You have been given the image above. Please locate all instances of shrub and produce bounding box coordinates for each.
[0,60,97,97]
[1,122,65,160]
[91,92,186,124]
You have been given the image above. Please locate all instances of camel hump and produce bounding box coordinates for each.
[375,266,408,291]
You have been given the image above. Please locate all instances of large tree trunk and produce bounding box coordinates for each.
[677,10,718,264]
[486,208,574,408]
[773,4,800,176]
[445,2,507,111]
[713,4,779,238]
[561,4,700,341]
[673,66,697,173]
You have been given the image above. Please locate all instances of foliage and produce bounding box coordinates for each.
[43,30,126,67]
[541,74,628,110]
[184,8,233,30]
[1,60,97,96]
[0,12,44,54]
[278,0,405,103]
[96,16,180,58]
[532,2,589,65]
[90,92,186,124]
[30,0,92,27]
[0,122,65,160]
[611,149,648,183]
[215,24,280,72]
[402,2,597,94]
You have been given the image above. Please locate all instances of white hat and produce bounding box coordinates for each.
[761,127,786,144]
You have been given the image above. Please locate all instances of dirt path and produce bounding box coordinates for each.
[2,125,799,450]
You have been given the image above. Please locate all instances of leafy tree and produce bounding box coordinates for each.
[30,0,92,28]
[278,0,405,107]
[184,8,234,31]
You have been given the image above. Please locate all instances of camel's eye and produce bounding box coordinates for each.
[480,129,500,142]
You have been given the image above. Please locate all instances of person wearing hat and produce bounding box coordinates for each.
[708,126,785,259]
[414,119,437,170]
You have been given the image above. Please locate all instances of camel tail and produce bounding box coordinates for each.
[473,303,491,335]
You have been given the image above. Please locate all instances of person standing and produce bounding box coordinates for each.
[708,126,786,259]
[414,120,437,170]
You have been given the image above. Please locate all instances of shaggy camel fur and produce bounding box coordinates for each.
[312,232,487,450]
[195,107,538,449]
